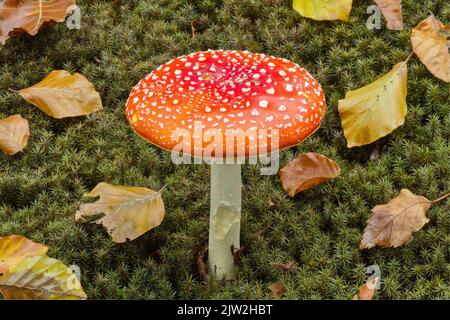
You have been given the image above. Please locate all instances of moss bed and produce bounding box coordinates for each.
[0,0,449,299]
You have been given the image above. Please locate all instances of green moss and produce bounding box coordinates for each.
[0,0,449,299]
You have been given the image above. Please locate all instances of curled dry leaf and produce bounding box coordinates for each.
[411,15,450,83]
[0,0,77,45]
[272,261,298,272]
[17,70,103,119]
[353,278,378,300]
[269,282,286,298]
[293,0,353,22]
[360,189,432,249]
[374,0,403,30]
[75,182,165,243]
[338,60,408,148]
[0,255,86,300]
[0,235,48,274]
[279,152,340,197]
[0,114,29,155]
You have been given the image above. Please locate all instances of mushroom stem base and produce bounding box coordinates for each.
[208,163,241,280]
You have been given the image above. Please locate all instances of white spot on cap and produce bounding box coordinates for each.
[286,84,293,92]
[259,100,268,108]
[266,88,275,94]
[278,105,286,111]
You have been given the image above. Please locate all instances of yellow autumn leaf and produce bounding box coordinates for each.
[411,15,450,83]
[17,70,103,119]
[75,182,165,243]
[0,114,29,155]
[338,60,408,148]
[293,0,353,22]
[0,255,87,300]
[0,235,48,274]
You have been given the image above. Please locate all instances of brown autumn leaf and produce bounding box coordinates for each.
[0,0,77,45]
[0,235,48,274]
[75,182,165,243]
[279,152,340,197]
[360,189,432,249]
[374,0,403,30]
[269,282,286,298]
[272,261,298,272]
[353,278,378,300]
[411,15,450,83]
[0,115,29,155]
[17,70,103,119]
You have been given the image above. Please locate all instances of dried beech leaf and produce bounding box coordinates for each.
[0,0,77,44]
[0,114,29,155]
[75,182,165,243]
[411,15,450,83]
[374,0,403,30]
[293,0,353,21]
[338,60,408,147]
[353,278,378,300]
[0,255,86,300]
[279,152,340,197]
[18,70,103,119]
[0,235,48,274]
[360,189,431,249]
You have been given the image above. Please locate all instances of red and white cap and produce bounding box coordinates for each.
[126,50,326,157]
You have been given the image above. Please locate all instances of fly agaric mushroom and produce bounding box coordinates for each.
[126,50,326,279]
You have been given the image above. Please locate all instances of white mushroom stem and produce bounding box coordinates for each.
[208,163,241,279]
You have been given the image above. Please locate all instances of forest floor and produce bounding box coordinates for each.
[0,0,449,299]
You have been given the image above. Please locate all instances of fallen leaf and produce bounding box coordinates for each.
[0,235,48,274]
[0,114,29,155]
[279,152,340,197]
[411,15,450,83]
[360,189,431,249]
[197,247,208,280]
[293,0,353,22]
[269,282,286,298]
[272,261,298,272]
[17,70,103,119]
[338,60,408,148]
[374,0,403,30]
[353,278,378,300]
[0,255,86,300]
[0,0,77,45]
[75,182,165,243]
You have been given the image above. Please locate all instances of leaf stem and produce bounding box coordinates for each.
[430,193,450,204]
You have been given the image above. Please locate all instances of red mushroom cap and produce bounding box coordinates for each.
[126,50,326,158]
